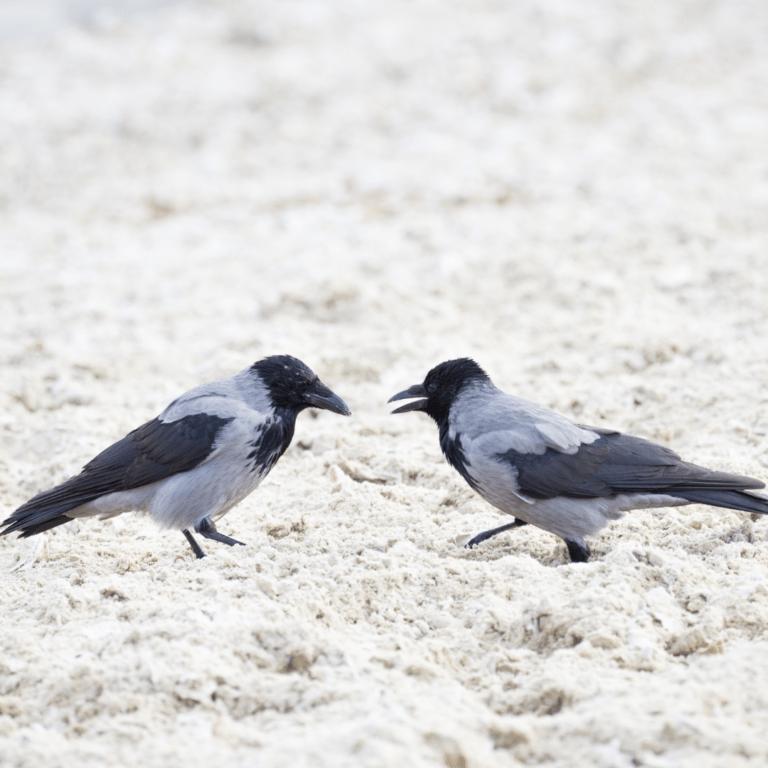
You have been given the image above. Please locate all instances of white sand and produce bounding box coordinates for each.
[2,1,768,765]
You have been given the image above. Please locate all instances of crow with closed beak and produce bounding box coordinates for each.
[389,358,768,563]
[2,355,350,559]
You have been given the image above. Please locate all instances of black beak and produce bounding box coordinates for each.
[388,383,428,414]
[304,381,351,416]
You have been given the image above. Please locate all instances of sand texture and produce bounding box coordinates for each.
[2,1,768,765]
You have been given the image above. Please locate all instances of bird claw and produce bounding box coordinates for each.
[464,519,528,549]
[564,537,590,563]
[200,531,246,547]
[194,516,245,547]
[183,529,207,559]
[182,521,244,559]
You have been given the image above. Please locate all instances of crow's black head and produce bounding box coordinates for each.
[388,358,490,425]
[252,355,351,416]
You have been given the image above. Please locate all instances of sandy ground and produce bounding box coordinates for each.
[2,0,768,765]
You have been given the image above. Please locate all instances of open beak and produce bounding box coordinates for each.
[304,382,351,416]
[388,383,428,414]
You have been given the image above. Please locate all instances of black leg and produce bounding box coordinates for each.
[465,519,529,549]
[194,516,245,548]
[564,537,590,563]
[183,529,207,559]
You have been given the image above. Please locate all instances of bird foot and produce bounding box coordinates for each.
[564,537,590,563]
[199,531,246,547]
[183,529,207,559]
[465,519,528,549]
[194,516,245,547]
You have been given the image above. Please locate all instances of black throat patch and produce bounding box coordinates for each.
[439,424,480,493]
[246,410,296,474]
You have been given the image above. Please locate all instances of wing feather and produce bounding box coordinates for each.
[2,413,234,535]
[496,429,765,500]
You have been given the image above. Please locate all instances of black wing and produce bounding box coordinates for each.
[2,413,234,536]
[497,427,766,503]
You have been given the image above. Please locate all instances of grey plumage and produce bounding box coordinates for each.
[389,358,768,563]
[2,355,350,559]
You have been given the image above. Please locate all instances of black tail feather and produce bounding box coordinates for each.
[15,514,75,538]
[1,490,87,538]
[670,489,768,515]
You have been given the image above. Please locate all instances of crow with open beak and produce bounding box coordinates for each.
[389,358,768,563]
[2,355,350,559]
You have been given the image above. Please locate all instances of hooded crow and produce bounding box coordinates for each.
[389,358,768,563]
[2,355,350,559]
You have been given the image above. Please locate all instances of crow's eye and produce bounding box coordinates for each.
[427,382,437,395]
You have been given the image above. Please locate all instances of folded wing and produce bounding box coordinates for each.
[495,426,768,513]
[2,413,234,537]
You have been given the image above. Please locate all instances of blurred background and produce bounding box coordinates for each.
[2,0,767,437]
[2,0,767,443]
[0,0,169,39]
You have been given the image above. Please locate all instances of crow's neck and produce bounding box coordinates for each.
[438,419,479,493]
